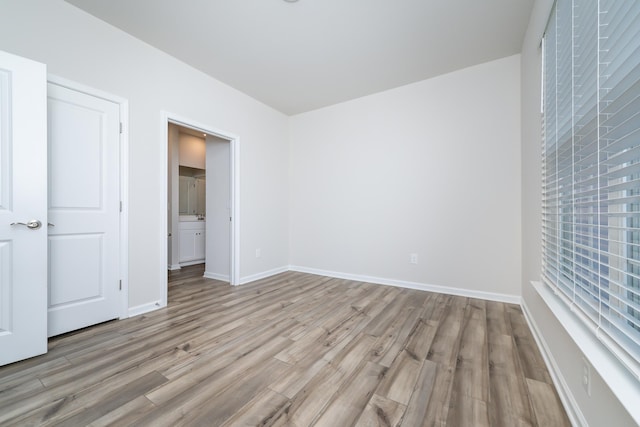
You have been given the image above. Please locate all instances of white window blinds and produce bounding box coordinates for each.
[542,0,640,367]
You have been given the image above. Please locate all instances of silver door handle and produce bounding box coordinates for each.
[10,220,42,230]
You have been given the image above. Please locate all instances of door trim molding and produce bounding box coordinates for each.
[46,75,130,320]
[160,112,240,308]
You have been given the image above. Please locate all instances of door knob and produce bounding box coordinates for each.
[10,220,42,230]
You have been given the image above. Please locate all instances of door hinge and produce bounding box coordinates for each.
[120,201,123,212]
[119,279,122,291]
[119,122,123,134]
[230,216,232,222]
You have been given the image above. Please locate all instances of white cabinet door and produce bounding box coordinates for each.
[194,230,206,260]
[0,51,48,366]
[179,229,196,262]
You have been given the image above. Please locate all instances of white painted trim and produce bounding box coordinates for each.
[232,132,240,286]
[118,98,130,320]
[160,114,169,308]
[203,271,230,282]
[526,281,640,426]
[128,301,163,318]
[288,266,521,304]
[179,260,205,268]
[48,75,124,105]
[168,264,181,271]
[160,112,241,309]
[47,75,130,320]
[521,294,587,427]
[234,265,520,304]
[239,266,290,285]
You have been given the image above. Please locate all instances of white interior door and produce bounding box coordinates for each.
[0,51,48,365]
[47,83,121,337]
[204,136,230,280]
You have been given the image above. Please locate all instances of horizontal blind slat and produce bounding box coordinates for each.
[542,0,640,369]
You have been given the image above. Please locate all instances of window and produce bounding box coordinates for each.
[542,0,640,367]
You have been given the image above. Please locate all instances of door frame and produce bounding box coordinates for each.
[160,112,240,304]
[47,75,130,320]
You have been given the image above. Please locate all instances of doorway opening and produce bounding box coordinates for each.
[161,113,240,307]
[168,123,207,270]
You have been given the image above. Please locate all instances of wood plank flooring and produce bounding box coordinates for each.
[0,265,571,426]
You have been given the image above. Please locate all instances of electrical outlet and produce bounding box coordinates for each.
[256,248,261,258]
[410,253,418,264]
[582,357,591,396]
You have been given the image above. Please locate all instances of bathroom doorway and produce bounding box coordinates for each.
[168,123,207,270]
[161,113,240,306]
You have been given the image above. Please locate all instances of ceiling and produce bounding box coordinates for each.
[173,123,206,139]
[64,0,534,115]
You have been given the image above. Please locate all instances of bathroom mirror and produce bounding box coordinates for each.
[179,166,206,215]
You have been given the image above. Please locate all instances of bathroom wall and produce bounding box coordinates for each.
[179,133,206,170]
[168,123,180,269]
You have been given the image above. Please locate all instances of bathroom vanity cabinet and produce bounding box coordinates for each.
[179,220,205,265]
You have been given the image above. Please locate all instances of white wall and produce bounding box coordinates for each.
[0,0,290,309]
[178,133,206,170]
[520,1,636,425]
[290,55,522,300]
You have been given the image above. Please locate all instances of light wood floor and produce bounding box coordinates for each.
[0,265,570,426]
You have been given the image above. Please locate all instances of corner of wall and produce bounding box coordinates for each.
[521,293,588,426]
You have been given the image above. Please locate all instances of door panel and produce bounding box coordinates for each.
[0,50,48,366]
[194,230,205,260]
[47,83,120,337]
[179,229,196,261]
[205,137,231,279]
[49,234,103,306]
[49,98,103,209]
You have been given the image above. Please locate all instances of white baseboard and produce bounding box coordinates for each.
[204,271,230,282]
[288,265,521,304]
[168,264,181,271]
[521,294,587,427]
[179,260,204,267]
[128,301,164,318]
[239,266,289,285]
